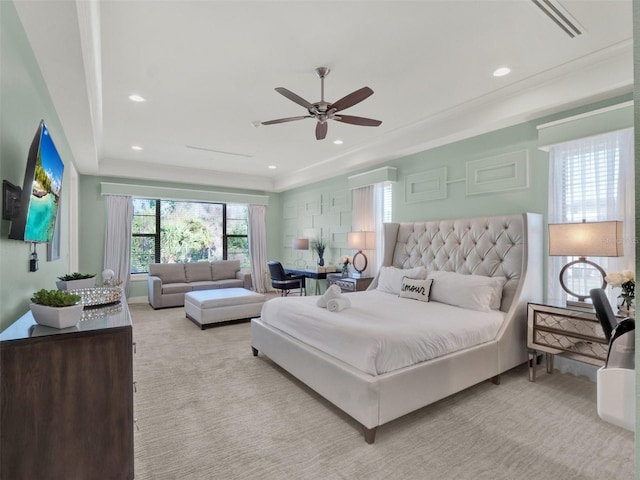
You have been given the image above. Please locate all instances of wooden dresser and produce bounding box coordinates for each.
[0,302,134,479]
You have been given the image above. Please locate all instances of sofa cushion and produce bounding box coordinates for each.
[212,278,244,288]
[185,262,213,282]
[161,283,192,294]
[211,260,240,281]
[190,281,219,291]
[149,263,187,284]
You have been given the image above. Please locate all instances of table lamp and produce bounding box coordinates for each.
[347,231,375,278]
[292,238,309,268]
[548,220,623,308]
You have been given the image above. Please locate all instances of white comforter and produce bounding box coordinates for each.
[260,290,505,375]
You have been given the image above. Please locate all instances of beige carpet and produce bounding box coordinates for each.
[130,303,634,480]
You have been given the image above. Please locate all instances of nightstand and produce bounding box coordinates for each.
[326,274,373,293]
[527,300,610,382]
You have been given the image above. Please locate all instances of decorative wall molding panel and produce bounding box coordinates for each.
[405,167,448,203]
[327,191,350,213]
[282,201,298,219]
[466,150,529,196]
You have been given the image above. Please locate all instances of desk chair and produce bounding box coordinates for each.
[267,261,306,296]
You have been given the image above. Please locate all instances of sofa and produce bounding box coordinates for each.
[147,260,252,309]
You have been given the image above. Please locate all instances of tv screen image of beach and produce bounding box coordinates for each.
[24,123,64,243]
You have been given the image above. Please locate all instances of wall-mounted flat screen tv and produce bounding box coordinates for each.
[9,121,64,243]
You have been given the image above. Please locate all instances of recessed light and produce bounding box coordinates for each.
[131,145,143,151]
[333,140,344,145]
[128,94,146,102]
[492,67,511,77]
[268,165,277,169]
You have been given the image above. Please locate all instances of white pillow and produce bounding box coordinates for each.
[377,266,428,295]
[428,271,507,312]
[399,277,432,302]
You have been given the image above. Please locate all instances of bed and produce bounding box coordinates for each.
[251,213,543,443]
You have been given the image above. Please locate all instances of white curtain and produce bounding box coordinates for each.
[547,128,634,303]
[248,204,268,293]
[352,184,384,276]
[104,195,133,295]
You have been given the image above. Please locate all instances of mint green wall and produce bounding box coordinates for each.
[0,1,76,331]
[278,95,632,288]
[77,175,282,299]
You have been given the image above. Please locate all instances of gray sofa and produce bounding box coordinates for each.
[147,260,252,309]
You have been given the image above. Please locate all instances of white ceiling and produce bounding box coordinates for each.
[14,0,633,192]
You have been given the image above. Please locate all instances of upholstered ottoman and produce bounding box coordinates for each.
[184,288,266,329]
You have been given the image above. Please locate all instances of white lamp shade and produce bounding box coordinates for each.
[347,231,375,250]
[292,238,309,250]
[548,221,623,257]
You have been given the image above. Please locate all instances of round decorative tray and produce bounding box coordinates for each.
[69,286,123,308]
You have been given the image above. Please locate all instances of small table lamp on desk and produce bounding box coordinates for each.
[292,238,309,268]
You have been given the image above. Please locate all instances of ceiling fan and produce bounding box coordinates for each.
[261,67,382,140]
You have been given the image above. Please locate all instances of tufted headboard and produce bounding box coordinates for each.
[374,213,543,313]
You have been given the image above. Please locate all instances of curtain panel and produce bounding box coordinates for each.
[104,195,134,295]
[248,204,268,293]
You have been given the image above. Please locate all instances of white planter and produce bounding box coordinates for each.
[56,277,96,291]
[29,303,84,329]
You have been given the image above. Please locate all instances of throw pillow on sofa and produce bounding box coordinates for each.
[211,260,240,280]
[149,264,187,284]
[185,262,214,282]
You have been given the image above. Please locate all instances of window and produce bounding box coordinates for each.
[548,128,634,299]
[131,199,249,273]
[383,182,393,223]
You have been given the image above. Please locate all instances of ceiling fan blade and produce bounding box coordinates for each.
[315,121,328,140]
[334,115,382,127]
[330,86,374,112]
[261,115,312,125]
[275,87,314,110]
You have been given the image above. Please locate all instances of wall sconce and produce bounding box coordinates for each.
[548,220,623,308]
[347,231,375,278]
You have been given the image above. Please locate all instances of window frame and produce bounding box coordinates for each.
[131,198,249,274]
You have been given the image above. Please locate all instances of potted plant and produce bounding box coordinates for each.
[312,238,328,266]
[56,272,96,291]
[30,289,83,329]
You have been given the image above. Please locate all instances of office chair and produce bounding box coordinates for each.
[267,261,305,296]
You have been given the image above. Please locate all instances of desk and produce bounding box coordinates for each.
[285,268,328,294]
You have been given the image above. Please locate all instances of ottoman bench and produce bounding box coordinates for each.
[185,288,266,330]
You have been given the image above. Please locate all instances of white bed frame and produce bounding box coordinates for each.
[251,213,542,443]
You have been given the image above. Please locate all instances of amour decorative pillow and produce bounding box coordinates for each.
[428,271,507,312]
[399,277,433,302]
[377,266,428,295]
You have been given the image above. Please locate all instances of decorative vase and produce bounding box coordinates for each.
[29,303,84,329]
[617,296,635,316]
[342,264,349,276]
[317,257,324,267]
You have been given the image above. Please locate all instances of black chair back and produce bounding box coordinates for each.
[590,288,618,341]
[267,261,287,281]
